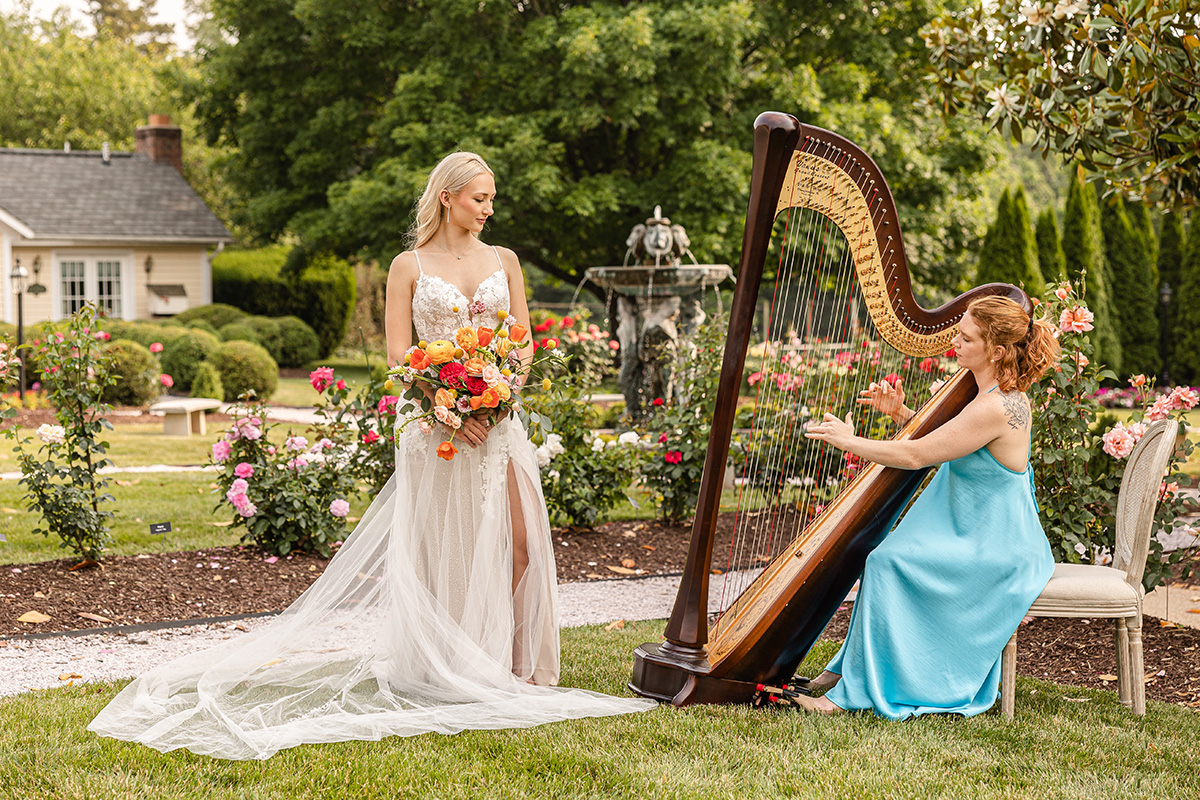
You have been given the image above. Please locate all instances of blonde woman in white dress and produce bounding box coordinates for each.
[88,152,653,760]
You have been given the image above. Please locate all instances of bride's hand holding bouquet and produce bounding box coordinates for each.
[388,309,561,460]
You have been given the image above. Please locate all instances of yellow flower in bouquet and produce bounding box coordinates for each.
[455,327,478,354]
[434,388,456,408]
[427,340,455,365]
[463,356,486,377]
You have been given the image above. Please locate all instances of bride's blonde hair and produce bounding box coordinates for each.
[408,152,494,249]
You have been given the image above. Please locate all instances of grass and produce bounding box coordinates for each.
[272,359,375,407]
[0,472,372,566]
[0,624,1197,799]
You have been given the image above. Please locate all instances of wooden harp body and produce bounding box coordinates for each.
[629,113,1029,706]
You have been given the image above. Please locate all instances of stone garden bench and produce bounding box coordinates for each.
[149,398,222,436]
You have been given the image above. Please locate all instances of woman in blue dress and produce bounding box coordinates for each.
[799,295,1060,718]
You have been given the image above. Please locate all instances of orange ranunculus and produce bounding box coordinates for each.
[463,357,486,376]
[434,388,456,407]
[436,441,458,460]
[476,327,493,347]
[455,327,478,354]
[508,323,528,344]
[409,348,432,371]
[480,387,501,409]
[494,382,512,402]
[426,340,456,365]
[469,395,484,410]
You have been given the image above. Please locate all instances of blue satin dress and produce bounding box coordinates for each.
[822,441,1053,719]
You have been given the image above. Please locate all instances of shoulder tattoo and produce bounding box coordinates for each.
[1000,390,1030,431]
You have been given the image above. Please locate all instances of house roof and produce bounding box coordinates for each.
[0,148,231,243]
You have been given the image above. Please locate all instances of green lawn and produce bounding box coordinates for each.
[0,472,372,566]
[0,625,1197,799]
[272,359,375,407]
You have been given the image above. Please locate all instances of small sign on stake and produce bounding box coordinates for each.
[149,522,172,535]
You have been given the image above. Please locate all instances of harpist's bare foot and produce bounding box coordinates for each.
[793,694,843,715]
[808,671,841,691]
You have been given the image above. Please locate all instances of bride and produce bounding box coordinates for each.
[88,152,654,760]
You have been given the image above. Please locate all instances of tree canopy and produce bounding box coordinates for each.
[188,0,1004,293]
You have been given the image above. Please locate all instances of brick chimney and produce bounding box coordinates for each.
[135,114,183,175]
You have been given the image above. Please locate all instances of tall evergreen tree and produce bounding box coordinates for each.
[1035,208,1066,286]
[1160,213,1189,382]
[976,186,1043,296]
[1170,218,1200,385]
[1062,166,1121,374]
[1100,194,1160,378]
[1127,202,1159,271]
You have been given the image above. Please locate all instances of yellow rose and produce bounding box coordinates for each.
[455,327,478,354]
[434,388,455,407]
[494,382,512,402]
[426,340,455,365]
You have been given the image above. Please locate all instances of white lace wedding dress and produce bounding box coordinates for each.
[88,248,654,760]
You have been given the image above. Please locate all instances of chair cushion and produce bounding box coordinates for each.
[1028,563,1141,618]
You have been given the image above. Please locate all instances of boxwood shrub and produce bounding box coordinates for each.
[102,339,159,406]
[161,329,221,392]
[212,340,278,399]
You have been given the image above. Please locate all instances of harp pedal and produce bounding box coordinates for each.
[751,679,813,708]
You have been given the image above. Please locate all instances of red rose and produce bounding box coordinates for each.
[653,397,664,407]
[362,430,381,444]
[665,450,683,464]
[464,376,487,395]
[560,316,575,328]
[439,362,467,389]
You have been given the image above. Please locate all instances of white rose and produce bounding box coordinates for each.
[592,437,605,452]
[35,424,65,444]
[618,431,640,446]
[535,446,552,468]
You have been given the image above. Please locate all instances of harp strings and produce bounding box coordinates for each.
[712,138,939,631]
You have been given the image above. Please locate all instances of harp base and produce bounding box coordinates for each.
[629,642,759,706]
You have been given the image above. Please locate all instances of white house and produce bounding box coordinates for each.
[0,115,231,325]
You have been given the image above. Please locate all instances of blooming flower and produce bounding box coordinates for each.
[1102,425,1135,459]
[234,462,254,479]
[436,441,458,460]
[1169,386,1199,411]
[329,499,350,517]
[1054,286,1070,301]
[35,424,65,444]
[652,398,664,407]
[609,340,620,351]
[1052,0,1084,19]
[285,435,308,451]
[665,450,683,464]
[160,373,174,388]
[377,395,400,415]
[1058,306,1095,334]
[1130,374,1147,389]
[335,379,346,391]
[433,405,461,429]
[212,441,231,462]
[618,431,640,446]
[309,367,335,392]
[1146,395,1174,421]
[237,500,258,517]
[658,433,669,444]
[469,300,486,316]
[439,362,468,389]
[149,342,163,353]
[1020,3,1051,26]
[456,395,473,414]
[985,82,1019,119]
[481,364,503,388]
[362,430,381,445]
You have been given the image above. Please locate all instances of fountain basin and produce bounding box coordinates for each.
[585,265,733,297]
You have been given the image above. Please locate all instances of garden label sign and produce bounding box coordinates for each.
[150,522,172,535]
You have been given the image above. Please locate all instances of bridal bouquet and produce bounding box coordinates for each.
[388,310,560,461]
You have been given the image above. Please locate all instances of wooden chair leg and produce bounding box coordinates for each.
[1000,631,1017,719]
[1128,614,1146,716]
[1116,617,1130,707]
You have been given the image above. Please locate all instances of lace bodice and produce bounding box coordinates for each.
[411,249,510,342]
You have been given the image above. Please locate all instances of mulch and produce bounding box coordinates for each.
[2,513,1198,709]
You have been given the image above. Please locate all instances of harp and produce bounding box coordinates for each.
[629,112,1030,706]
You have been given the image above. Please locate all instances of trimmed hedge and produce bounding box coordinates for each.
[212,340,278,400]
[218,322,262,348]
[103,321,188,351]
[161,329,222,392]
[212,245,354,358]
[174,303,248,330]
[190,361,225,402]
[243,316,283,363]
[276,316,321,368]
[102,339,159,406]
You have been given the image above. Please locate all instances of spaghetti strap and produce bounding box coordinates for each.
[492,246,502,267]
[412,251,424,275]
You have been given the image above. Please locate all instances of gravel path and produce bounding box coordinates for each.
[0,575,725,697]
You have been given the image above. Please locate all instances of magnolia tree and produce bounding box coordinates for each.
[925,0,1200,207]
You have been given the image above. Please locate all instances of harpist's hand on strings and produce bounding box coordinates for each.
[804,412,856,451]
[857,379,908,424]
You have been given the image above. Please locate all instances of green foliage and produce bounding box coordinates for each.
[310,360,400,494]
[1035,208,1066,283]
[184,318,219,337]
[1099,196,1160,379]
[639,311,727,523]
[217,321,262,347]
[210,399,357,557]
[211,340,279,399]
[212,246,355,357]
[102,321,186,351]
[100,339,159,406]
[6,306,117,561]
[1169,217,1200,385]
[976,186,1044,296]
[529,308,615,388]
[189,361,225,402]
[160,328,221,392]
[522,380,639,528]
[926,0,1200,208]
[242,316,283,363]
[88,0,174,56]
[1062,166,1121,375]
[174,303,248,330]
[191,1,1008,293]
[1158,212,1187,380]
[275,316,322,368]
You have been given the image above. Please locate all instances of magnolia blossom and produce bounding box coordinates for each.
[1052,0,1084,19]
[985,82,1019,119]
[1019,2,1051,26]
[35,424,66,444]
[329,499,351,517]
[1058,306,1095,334]
[1101,425,1135,459]
[212,441,231,462]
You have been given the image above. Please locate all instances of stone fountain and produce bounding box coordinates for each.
[584,207,732,419]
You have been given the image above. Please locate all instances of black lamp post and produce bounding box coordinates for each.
[9,257,26,400]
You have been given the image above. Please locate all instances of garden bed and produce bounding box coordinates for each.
[2,516,1197,709]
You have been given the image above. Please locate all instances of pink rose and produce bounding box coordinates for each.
[234,462,254,479]
[362,430,381,445]
[377,395,400,415]
[212,441,231,462]
[609,340,620,351]
[149,342,163,353]
[160,373,174,388]
[335,379,346,391]
[1146,395,1173,421]
[309,367,335,392]
[1169,386,1198,411]
[1058,306,1095,334]
[664,450,683,464]
[1054,286,1069,301]
[237,500,258,518]
[1102,425,1135,459]
[329,499,350,517]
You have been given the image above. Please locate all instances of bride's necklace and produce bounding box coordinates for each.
[433,241,468,261]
